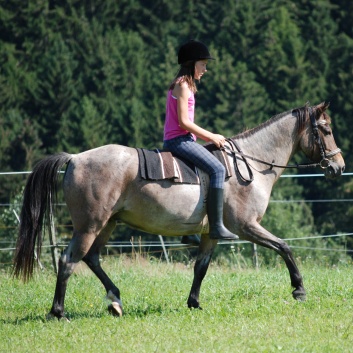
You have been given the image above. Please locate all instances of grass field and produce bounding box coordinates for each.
[1,255,353,353]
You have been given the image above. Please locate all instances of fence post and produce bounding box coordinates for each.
[158,235,170,263]
[253,243,259,269]
[49,216,60,274]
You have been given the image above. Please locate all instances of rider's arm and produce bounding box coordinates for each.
[174,82,226,148]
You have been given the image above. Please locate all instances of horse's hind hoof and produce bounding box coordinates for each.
[188,303,203,310]
[108,302,123,317]
[46,312,70,322]
[187,297,203,310]
[292,289,306,301]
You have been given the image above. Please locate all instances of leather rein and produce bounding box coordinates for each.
[223,106,342,183]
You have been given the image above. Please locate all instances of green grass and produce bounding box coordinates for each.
[1,256,353,353]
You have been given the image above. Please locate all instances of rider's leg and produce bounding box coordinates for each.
[164,135,238,241]
[207,187,238,240]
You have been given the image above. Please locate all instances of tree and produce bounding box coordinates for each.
[0,0,351,260]
[196,50,269,137]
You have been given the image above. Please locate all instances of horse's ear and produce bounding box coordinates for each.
[322,101,330,111]
[316,101,330,114]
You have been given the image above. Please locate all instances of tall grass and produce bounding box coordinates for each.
[1,255,353,353]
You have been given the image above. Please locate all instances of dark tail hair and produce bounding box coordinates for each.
[13,152,72,281]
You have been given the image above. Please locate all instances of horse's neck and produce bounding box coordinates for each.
[238,114,298,168]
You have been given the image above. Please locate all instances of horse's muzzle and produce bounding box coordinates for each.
[324,161,345,179]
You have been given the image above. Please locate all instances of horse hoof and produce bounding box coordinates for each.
[189,305,203,311]
[292,289,306,301]
[108,302,123,317]
[188,303,203,310]
[46,312,70,322]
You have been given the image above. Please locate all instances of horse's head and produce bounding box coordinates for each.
[299,102,345,179]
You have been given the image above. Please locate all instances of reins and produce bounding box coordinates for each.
[223,139,320,183]
[223,105,341,183]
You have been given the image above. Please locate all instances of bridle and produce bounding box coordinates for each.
[307,107,341,169]
[224,105,342,183]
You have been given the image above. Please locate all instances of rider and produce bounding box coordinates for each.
[163,39,238,243]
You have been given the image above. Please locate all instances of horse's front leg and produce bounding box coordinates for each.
[244,222,306,301]
[187,235,218,309]
[278,242,306,301]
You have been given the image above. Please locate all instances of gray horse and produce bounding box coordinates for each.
[14,102,345,320]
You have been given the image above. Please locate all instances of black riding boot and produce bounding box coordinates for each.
[207,188,238,240]
[181,234,201,246]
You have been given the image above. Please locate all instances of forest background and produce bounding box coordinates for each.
[1,0,353,266]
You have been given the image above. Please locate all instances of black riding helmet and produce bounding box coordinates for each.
[178,40,215,65]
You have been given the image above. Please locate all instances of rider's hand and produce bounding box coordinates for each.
[210,134,226,149]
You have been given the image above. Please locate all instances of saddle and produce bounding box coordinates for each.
[136,144,232,184]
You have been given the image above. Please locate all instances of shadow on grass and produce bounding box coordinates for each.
[2,304,195,324]
[1,310,108,325]
[123,304,190,318]
[0,314,47,325]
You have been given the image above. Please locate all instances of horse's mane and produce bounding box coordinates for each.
[233,105,308,139]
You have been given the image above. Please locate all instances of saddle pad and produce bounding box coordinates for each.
[137,144,232,184]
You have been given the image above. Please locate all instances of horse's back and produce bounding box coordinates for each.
[67,144,138,178]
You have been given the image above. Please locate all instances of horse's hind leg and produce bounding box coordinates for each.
[82,220,123,316]
[47,230,97,321]
[245,223,306,301]
[187,235,218,309]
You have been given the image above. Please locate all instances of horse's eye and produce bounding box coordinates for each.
[321,125,331,135]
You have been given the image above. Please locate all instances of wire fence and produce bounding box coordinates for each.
[1,232,353,253]
[1,171,353,268]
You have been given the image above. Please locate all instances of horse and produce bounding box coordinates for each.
[13,102,344,320]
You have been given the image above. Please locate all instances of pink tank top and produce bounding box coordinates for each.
[163,89,196,141]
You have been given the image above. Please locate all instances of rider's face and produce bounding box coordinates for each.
[194,60,208,80]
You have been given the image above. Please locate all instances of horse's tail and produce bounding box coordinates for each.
[13,152,72,281]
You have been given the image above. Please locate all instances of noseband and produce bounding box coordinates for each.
[307,107,341,169]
